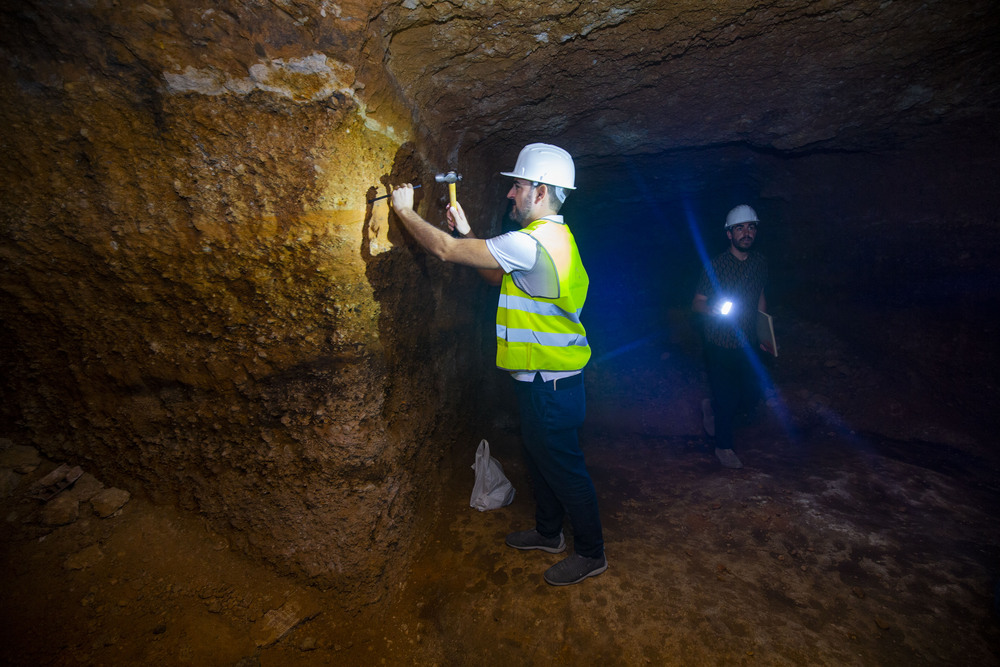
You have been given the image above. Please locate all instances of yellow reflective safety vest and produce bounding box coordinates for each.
[496,217,591,372]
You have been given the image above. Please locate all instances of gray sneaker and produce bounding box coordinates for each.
[701,398,715,437]
[715,447,743,469]
[505,529,566,553]
[543,553,608,586]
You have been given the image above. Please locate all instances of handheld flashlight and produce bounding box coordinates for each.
[720,300,733,316]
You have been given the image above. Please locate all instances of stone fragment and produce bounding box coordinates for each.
[91,488,131,517]
[251,597,321,647]
[66,473,104,503]
[0,445,41,473]
[40,494,80,526]
[0,468,21,497]
[27,464,84,500]
[65,544,105,570]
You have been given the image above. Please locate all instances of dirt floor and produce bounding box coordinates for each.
[2,308,999,666]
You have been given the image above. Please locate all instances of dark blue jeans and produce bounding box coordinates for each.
[705,343,762,451]
[513,374,604,559]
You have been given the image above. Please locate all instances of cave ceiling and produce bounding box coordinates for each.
[4,0,997,170]
[379,0,1000,171]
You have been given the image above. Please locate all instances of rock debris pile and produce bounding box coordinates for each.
[1,438,131,536]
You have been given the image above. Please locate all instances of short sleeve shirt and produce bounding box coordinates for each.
[696,251,768,349]
[485,229,538,274]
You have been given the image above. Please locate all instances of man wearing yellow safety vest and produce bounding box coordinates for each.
[390,143,606,586]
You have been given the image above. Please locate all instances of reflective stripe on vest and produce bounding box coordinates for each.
[496,218,591,372]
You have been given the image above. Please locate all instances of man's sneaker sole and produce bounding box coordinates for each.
[715,447,744,469]
[505,530,566,554]
[543,553,608,586]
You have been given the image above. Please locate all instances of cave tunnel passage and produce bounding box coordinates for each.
[542,136,1000,449]
[3,0,1000,661]
[4,106,1000,667]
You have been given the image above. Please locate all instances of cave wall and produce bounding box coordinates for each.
[0,1,497,605]
[2,0,998,606]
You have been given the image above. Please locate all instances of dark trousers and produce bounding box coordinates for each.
[513,374,604,559]
[705,343,762,451]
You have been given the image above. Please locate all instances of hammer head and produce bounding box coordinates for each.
[435,171,462,184]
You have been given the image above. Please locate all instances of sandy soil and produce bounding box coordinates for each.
[2,309,999,666]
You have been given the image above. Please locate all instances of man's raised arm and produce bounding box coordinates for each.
[390,184,501,272]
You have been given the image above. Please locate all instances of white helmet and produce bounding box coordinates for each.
[725,204,759,228]
[500,143,576,190]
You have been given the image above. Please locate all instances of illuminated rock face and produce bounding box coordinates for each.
[1,0,997,605]
[0,1,488,604]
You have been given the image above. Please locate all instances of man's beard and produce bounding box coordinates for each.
[508,203,529,226]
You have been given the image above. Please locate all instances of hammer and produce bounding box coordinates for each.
[435,171,462,209]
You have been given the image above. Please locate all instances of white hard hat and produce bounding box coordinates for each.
[500,143,576,190]
[725,204,760,228]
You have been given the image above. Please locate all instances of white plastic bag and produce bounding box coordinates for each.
[470,439,515,511]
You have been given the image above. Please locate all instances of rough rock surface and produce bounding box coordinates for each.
[1,0,486,604]
[1,317,998,664]
[91,488,132,518]
[0,444,41,474]
[382,0,1000,158]
[1,0,998,612]
[40,494,81,526]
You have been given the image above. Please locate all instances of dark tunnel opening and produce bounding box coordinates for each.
[550,130,1000,447]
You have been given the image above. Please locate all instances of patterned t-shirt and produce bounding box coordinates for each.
[696,251,768,349]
